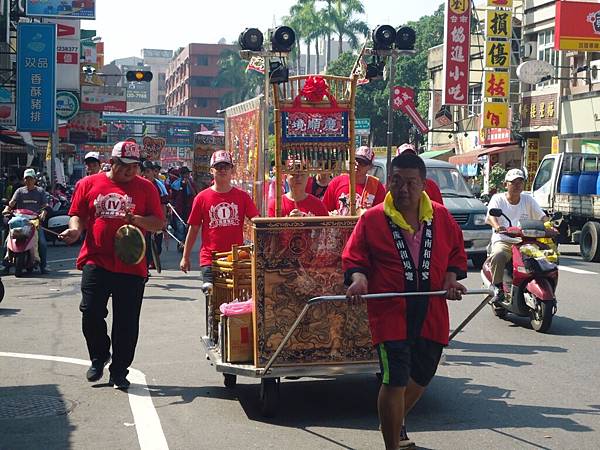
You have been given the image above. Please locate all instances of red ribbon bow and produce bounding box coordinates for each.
[293,76,338,108]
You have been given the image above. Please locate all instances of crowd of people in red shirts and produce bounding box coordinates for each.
[61,140,464,450]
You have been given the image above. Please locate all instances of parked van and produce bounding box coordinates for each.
[370,158,491,268]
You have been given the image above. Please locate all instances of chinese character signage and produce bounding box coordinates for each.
[484,72,509,99]
[442,0,471,106]
[486,10,512,39]
[483,103,509,129]
[520,94,558,128]
[479,127,513,146]
[551,136,559,154]
[282,111,349,142]
[392,86,429,134]
[16,23,56,132]
[485,41,510,69]
[26,0,95,19]
[488,0,512,7]
[49,19,81,91]
[556,1,600,51]
[526,138,540,189]
[81,86,127,112]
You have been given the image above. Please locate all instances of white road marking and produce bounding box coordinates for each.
[0,352,169,450]
[559,266,598,275]
[47,257,77,263]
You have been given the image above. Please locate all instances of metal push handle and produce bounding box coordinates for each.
[262,288,493,374]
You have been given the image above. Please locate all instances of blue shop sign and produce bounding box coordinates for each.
[16,23,57,132]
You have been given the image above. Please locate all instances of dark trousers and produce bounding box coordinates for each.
[80,264,145,377]
[145,232,163,266]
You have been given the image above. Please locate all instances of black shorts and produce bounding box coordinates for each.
[376,338,444,387]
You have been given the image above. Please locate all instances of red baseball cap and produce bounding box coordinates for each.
[396,143,416,156]
[112,141,141,164]
[355,146,375,164]
[210,150,233,167]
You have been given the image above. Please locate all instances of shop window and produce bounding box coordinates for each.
[536,29,558,88]
[468,85,481,117]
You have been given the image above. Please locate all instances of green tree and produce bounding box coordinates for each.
[326,4,445,146]
[288,0,325,74]
[330,0,369,56]
[212,49,263,108]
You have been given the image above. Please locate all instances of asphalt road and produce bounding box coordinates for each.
[1,242,599,449]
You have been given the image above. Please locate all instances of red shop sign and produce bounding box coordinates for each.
[442,0,471,106]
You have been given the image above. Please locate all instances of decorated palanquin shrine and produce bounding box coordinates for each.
[203,74,378,415]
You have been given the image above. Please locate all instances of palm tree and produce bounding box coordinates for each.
[330,0,369,57]
[289,0,321,74]
[297,0,337,66]
[212,49,262,108]
[282,14,303,74]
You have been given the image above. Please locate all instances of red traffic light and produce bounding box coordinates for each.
[126,70,153,82]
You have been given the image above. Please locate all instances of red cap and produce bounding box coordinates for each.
[355,146,375,164]
[210,150,233,167]
[111,141,141,164]
[396,143,416,156]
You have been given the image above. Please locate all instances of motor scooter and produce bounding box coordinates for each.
[481,208,560,333]
[4,209,40,277]
[44,194,70,245]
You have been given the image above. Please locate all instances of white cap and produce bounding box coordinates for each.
[23,168,36,179]
[505,168,525,182]
[84,151,100,162]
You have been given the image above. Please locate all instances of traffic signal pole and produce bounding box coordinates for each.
[386,53,398,187]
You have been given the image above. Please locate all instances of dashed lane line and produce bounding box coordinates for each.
[0,352,169,450]
[558,265,598,275]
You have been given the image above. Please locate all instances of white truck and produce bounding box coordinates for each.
[531,152,600,261]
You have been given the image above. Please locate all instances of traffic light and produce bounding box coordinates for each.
[126,70,153,82]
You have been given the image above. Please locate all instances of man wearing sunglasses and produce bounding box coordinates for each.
[179,151,259,283]
[322,146,386,215]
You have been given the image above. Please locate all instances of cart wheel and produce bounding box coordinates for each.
[259,378,279,418]
[223,373,237,388]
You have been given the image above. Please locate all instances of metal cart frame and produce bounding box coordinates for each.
[201,289,493,417]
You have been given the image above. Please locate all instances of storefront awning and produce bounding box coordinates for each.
[448,145,520,165]
[419,149,454,160]
[478,145,520,157]
[448,149,480,165]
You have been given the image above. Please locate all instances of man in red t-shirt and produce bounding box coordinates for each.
[180,150,259,283]
[59,141,165,390]
[343,153,467,450]
[322,146,386,215]
[397,143,444,204]
[269,160,328,217]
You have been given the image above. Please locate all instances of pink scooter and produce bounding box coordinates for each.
[5,209,39,277]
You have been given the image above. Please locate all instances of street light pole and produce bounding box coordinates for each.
[386,53,398,186]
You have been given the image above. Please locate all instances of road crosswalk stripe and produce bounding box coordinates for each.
[0,352,169,450]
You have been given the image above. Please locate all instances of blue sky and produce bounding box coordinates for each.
[87,0,445,63]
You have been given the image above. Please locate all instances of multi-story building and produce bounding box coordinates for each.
[165,43,236,117]
[141,49,173,115]
[427,2,524,192]
[519,0,560,168]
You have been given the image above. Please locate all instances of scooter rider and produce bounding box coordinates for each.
[2,168,49,274]
[486,169,547,303]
